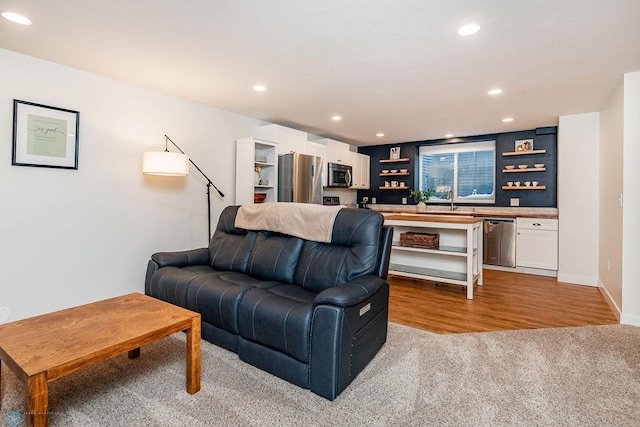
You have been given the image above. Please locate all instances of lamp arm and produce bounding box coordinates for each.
[164,135,225,197]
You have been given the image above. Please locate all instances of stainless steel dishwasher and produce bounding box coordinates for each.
[483,218,516,267]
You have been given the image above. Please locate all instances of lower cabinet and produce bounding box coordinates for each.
[516,218,558,270]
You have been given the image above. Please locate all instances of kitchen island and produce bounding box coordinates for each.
[384,214,484,299]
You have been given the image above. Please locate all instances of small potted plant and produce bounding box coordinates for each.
[410,188,435,212]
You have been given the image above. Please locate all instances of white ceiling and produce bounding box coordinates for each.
[1,0,639,146]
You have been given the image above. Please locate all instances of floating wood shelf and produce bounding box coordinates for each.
[379,172,410,176]
[501,185,546,190]
[379,158,410,163]
[502,167,546,173]
[502,150,547,156]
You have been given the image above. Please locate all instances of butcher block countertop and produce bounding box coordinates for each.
[383,214,483,224]
[371,204,558,219]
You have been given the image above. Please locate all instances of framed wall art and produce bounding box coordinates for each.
[514,138,533,152]
[12,99,80,169]
[390,146,401,159]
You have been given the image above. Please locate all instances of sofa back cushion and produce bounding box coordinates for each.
[293,209,383,293]
[209,206,256,273]
[247,231,305,283]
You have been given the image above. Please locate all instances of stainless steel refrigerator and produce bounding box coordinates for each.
[278,152,323,204]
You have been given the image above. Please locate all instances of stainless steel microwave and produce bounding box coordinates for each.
[327,162,352,187]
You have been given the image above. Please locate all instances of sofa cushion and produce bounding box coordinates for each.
[185,271,281,334]
[293,209,383,293]
[247,231,305,283]
[238,285,316,363]
[209,206,256,273]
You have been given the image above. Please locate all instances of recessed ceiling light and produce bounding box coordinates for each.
[445,134,454,138]
[2,11,32,25]
[457,23,480,36]
[331,115,342,121]
[488,89,503,95]
[502,117,514,122]
[376,133,384,137]
[252,85,267,92]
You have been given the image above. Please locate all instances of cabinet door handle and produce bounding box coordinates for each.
[533,223,541,226]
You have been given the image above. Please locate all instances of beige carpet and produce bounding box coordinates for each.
[2,323,639,426]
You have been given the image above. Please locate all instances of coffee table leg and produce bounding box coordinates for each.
[128,348,140,359]
[27,373,48,427]
[186,316,201,394]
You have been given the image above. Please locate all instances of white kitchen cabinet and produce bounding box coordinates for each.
[315,138,351,165]
[349,152,370,189]
[256,124,308,156]
[516,218,558,270]
[235,137,278,205]
[307,141,328,187]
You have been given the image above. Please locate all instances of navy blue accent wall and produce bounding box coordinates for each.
[358,127,557,207]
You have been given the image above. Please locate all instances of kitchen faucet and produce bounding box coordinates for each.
[448,189,457,211]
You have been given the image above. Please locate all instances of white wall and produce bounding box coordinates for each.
[599,80,624,315]
[0,49,264,322]
[557,113,600,286]
[621,71,640,325]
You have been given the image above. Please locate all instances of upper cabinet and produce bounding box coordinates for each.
[315,138,351,165]
[257,124,308,156]
[349,152,370,189]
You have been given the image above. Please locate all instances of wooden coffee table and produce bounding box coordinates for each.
[0,292,201,427]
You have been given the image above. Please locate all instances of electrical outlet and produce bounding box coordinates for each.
[510,198,520,207]
[371,197,376,204]
[402,197,407,204]
[0,307,10,323]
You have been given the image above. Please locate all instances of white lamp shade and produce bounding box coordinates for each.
[143,151,189,176]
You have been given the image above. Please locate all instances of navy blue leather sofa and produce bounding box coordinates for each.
[145,205,393,400]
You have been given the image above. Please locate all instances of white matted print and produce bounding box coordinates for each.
[390,146,401,159]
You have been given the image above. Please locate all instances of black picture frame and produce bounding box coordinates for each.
[12,99,80,170]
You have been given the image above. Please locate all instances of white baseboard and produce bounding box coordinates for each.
[483,264,557,278]
[620,313,640,327]
[557,272,598,287]
[598,279,621,322]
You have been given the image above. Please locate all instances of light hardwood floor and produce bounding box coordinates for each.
[388,268,619,334]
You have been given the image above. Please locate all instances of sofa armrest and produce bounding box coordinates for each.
[314,275,386,308]
[151,248,210,268]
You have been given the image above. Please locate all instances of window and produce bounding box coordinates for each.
[418,140,495,203]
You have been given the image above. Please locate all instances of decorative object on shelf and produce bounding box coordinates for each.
[400,231,440,249]
[254,165,262,185]
[505,165,515,170]
[518,164,528,169]
[254,193,267,203]
[515,139,533,152]
[12,99,80,170]
[390,146,401,159]
[400,168,408,173]
[382,169,389,173]
[143,134,225,240]
[534,163,545,168]
[410,188,435,212]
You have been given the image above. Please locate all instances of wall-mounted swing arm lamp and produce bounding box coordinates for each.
[143,135,224,240]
